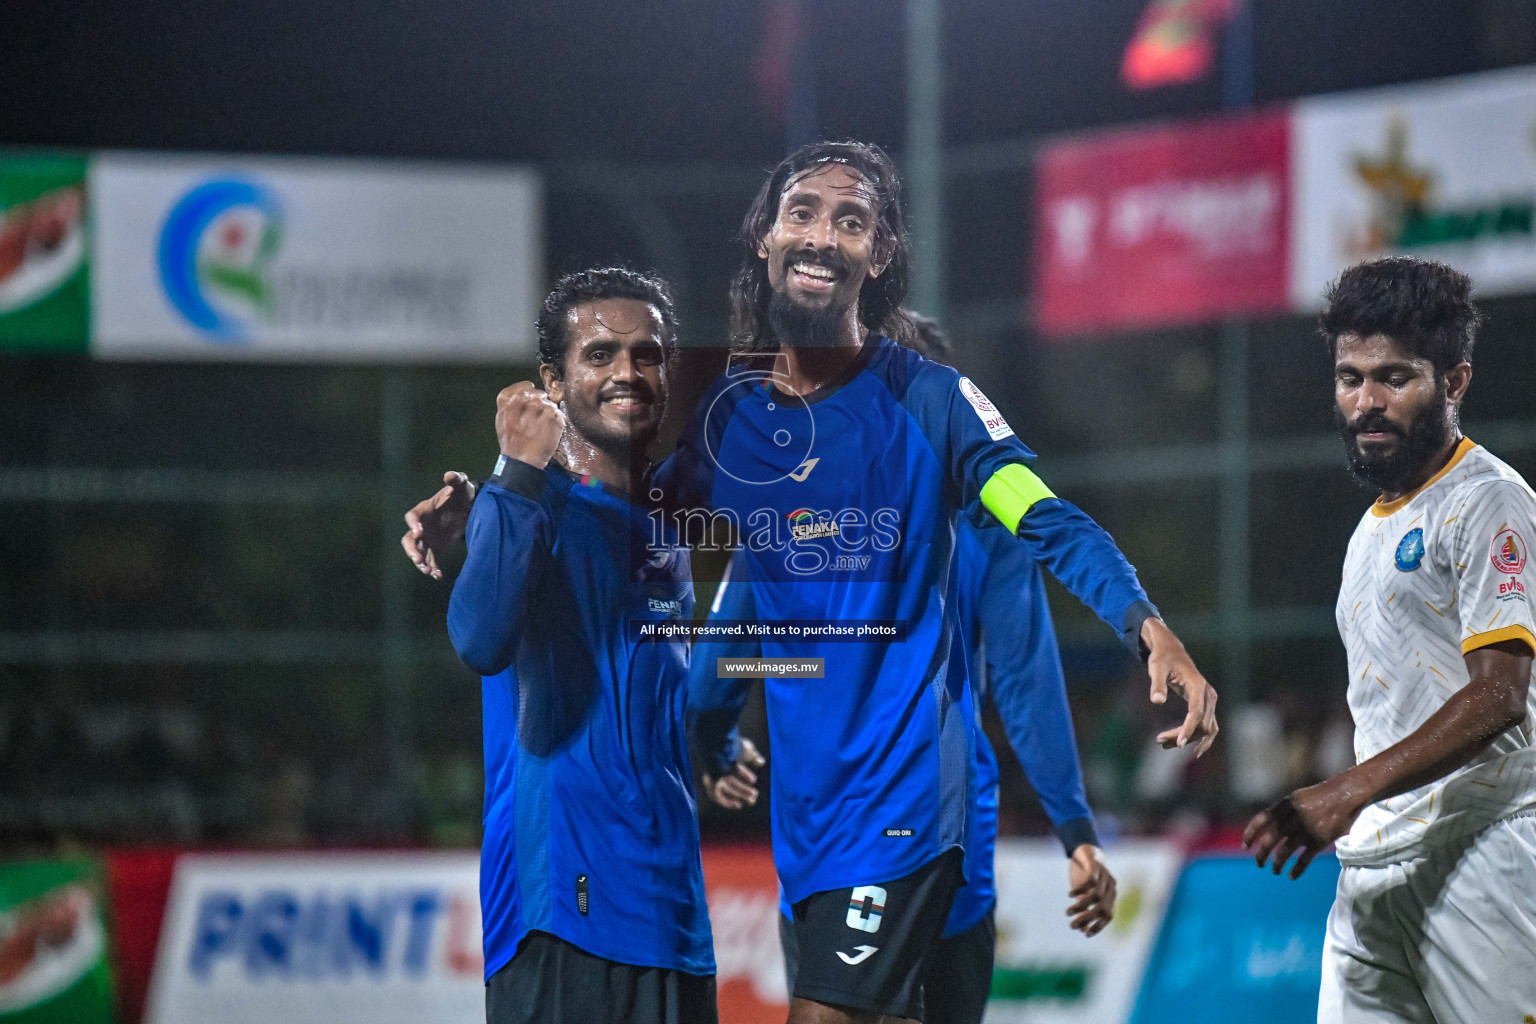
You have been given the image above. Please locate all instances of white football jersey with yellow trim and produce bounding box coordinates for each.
[1334,438,1536,867]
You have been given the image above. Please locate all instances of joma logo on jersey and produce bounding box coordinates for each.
[846,885,886,933]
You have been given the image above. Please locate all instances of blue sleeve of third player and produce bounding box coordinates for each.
[447,460,553,676]
[972,526,1099,855]
[687,551,758,778]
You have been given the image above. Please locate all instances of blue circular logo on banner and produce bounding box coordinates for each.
[157,178,282,342]
[1395,527,1426,572]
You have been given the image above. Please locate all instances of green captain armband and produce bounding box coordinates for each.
[980,463,1056,535]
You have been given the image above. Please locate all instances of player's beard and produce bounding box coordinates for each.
[767,251,854,349]
[1337,377,1451,494]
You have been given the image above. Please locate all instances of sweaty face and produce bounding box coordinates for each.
[1333,332,1452,494]
[757,163,884,345]
[545,297,667,458]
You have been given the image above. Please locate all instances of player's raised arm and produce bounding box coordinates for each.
[979,468,1217,753]
[912,358,1219,755]
[447,383,564,675]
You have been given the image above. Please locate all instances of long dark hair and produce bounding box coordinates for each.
[729,141,916,353]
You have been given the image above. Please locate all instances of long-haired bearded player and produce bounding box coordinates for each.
[648,141,1216,1024]
[691,315,1117,1024]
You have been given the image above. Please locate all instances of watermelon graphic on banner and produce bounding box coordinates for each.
[0,154,90,354]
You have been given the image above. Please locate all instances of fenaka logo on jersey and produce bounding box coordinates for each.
[647,597,683,616]
[958,377,1014,441]
[1491,528,1527,575]
[1395,527,1425,572]
[787,508,840,541]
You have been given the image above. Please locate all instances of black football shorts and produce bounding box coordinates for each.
[787,848,963,1021]
[485,930,717,1024]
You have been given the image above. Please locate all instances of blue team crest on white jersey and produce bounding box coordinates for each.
[1395,527,1425,572]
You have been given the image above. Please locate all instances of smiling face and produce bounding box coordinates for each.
[1333,331,1470,495]
[756,163,886,343]
[541,297,668,458]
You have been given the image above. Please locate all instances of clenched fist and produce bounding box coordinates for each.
[496,382,566,470]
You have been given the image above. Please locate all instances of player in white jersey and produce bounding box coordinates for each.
[1244,257,1536,1022]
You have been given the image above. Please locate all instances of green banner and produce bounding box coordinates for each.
[0,858,113,1023]
[0,154,90,354]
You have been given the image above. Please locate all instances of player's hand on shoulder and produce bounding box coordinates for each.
[496,382,565,469]
[1066,844,1115,937]
[1142,617,1219,757]
[1242,778,1358,880]
[401,471,477,580]
[703,738,766,811]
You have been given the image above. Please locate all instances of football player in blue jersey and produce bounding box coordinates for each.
[429,268,718,1024]
[643,140,1215,1024]
[692,315,1115,1024]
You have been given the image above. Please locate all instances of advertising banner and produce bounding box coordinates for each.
[144,853,484,1024]
[1034,112,1291,337]
[0,154,90,353]
[92,152,541,361]
[102,849,180,1024]
[0,857,114,1023]
[703,845,788,1024]
[1292,66,1536,308]
[985,838,1181,1024]
[1129,853,1340,1024]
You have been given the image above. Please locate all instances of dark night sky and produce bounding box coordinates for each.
[0,0,1516,165]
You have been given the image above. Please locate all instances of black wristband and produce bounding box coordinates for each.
[486,455,547,503]
[1123,599,1160,660]
[1055,816,1100,857]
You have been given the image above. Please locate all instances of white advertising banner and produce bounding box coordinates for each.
[985,839,1182,1024]
[1292,66,1536,308]
[92,152,541,360]
[144,853,485,1024]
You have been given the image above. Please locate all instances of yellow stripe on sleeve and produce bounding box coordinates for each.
[1461,624,1536,657]
[980,463,1056,535]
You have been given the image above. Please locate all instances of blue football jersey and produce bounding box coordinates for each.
[696,517,1098,938]
[448,460,712,979]
[658,336,1147,903]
